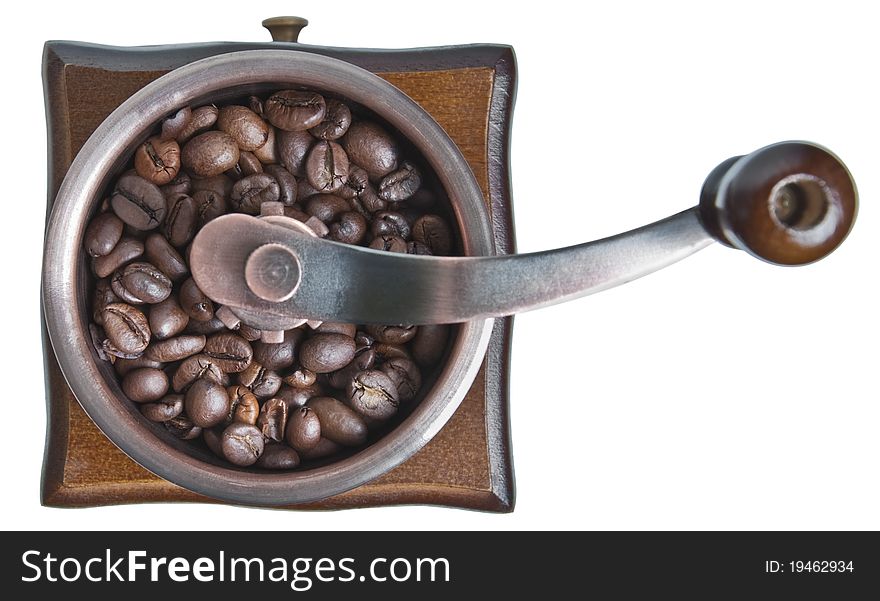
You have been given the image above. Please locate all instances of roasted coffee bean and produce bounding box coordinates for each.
[277,129,314,177]
[275,382,324,410]
[165,415,202,440]
[299,333,356,373]
[257,397,288,442]
[315,322,357,338]
[306,396,367,447]
[204,333,253,373]
[412,214,453,255]
[410,324,449,366]
[347,370,399,420]
[309,99,352,140]
[111,262,172,305]
[161,106,192,141]
[163,194,198,247]
[365,324,418,345]
[265,90,326,131]
[179,277,214,322]
[407,241,433,255]
[160,171,192,198]
[300,437,342,460]
[296,177,323,202]
[184,316,226,335]
[172,354,224,392]
[264,164,297,205]
[368,235,407,253]
[342,121,398,179]
[226,385,257,424]
[89,323,110,361]
[285,406,321,453]
[93,237,144,278]
[102,303,150,356]
[185,378,229,427]
[176,104,219,144]
[113,355,163,377]
[140,394,184,422]
[92,278,120,325]
[238,362,282,399]
[84,212,124,257]
[255,443,300,469]
[182,131,240,177]
[145,334,206,362]
[305,194,350,223]
[340,165,386,213]
[144,233,188,282]
[237,323,263,342]
[253,126,278,164]
[328,349,376,389]
[282,367,317,389]
[217,105,270,152]
[378,161,421,202]
[221,423,264,466]
[251,329,302,371]
[122,367,169,403]
[329,211,367,244]
[381,357,422,403]
[191,172,233,198]
[203,426,224,457]
[372,342,411,362]
[370,211,411,240]
[234,151,263,177]
[305,140,349,193]
[111,174,166,231]
[231,173,280,214]
[191,189,228,226]
[134,137,181,185]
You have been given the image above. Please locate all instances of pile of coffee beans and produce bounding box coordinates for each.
[85,89,455,469]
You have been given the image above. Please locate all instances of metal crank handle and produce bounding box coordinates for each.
[191,141,857,329]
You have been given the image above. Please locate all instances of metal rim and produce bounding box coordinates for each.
[42,50,495,505]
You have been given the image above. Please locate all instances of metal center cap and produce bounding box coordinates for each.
[244,243,302,303]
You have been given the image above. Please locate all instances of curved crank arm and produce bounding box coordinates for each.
[190,141,856,329]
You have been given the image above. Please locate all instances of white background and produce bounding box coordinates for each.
[1,0,877,530]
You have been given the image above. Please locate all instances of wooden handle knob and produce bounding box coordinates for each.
[262,16,308,43]
[699,142,857,265]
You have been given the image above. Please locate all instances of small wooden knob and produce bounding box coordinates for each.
[699,142,857,265]
[262,16,308,43]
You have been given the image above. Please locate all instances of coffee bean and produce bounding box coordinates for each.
[113,355,163,377]
[264,164,297,205]
[342,121,398,179]
[299,333,356,373]
[179,277,214,322]
[407,241,433,255]
[282,367,317,389]
[84,212,124,257]
[191,172,233,199]
[255,443,300,469]
[181,131,240,177]
[368,235,407,253]
[315,322,357,338]
[111,262,172,305]
[140,394,184,422]
[227,385,260,425]
[412,214,453,255]
[217,105,270,152]
[257,397,288,442]
[161,106,192,141]
[305,140,349,193]
[306,396,367,447]
[185,378,229,427]
[365,324,418,345]
[300,437,342,460]
[184,316,226,336]
[237,362,282,399]
[305,194,350,223]
[252,329,302,371]
[328,349,376,389]
[237,323,263,342]
[102,303,150,356]
[275,382,324,410]
[372,342,411,362]
[234,151,263,177]
[122,367,169,403]
[265,90,326,131]
[339,165,386,213]
[370,211,411,240]
[89,323,111,362]
[93,237,144,279]
[145,334,206,362]
[163,194,198,247]
[380,357,422,403]
[285,406,321,453]
[176,104,219,144]
[134,137,181,186]
[111,174,166,231]
[165,415,202,440]
[296,177,323,202]
[329,211,367,244]
[378,161,421,202]
[172,354,224,393]
[231,173,280,214]
[221,423,264,466]
[253,126,278,164]
[203,426,224,457]
[191,190,228,226]
[410,324,449,366]
[92,278,120,325]
[161,171,192,199]
[277,129,314,177]
[144,233,188,282]
[346,370,399,420]
[309,99,352,140]
[204,332,253,373]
